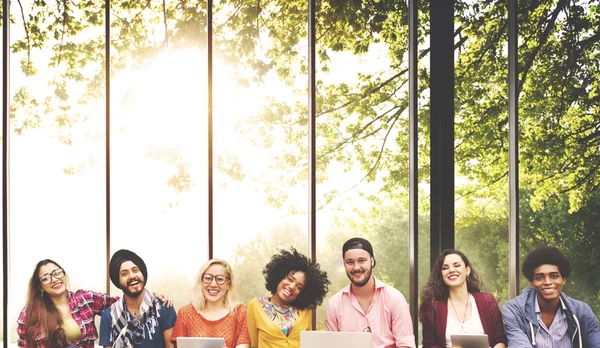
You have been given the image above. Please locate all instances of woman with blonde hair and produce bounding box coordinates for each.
[171,259,249,348]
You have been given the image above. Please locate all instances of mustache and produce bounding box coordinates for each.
[127,277,142,286]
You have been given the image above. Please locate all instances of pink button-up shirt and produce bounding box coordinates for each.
[325,277,416,348]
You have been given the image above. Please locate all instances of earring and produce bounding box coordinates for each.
[41,291,44,298]
[466,275,471,282]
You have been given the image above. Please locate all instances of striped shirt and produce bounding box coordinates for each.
[535,297,571,348]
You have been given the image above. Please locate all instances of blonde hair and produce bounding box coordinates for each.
[192,259,239,314]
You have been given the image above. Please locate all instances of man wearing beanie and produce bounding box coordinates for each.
[325,237,416,348]
[99,249,177,348]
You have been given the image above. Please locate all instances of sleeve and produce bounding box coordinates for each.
[87,290,120,315]
[247,299,259,348]
[390,290,416,348]
[420,302,442,348]
[99,308,114,347]
[16,308,29,347]
[159,302,178,331]
[170,306,187,343]
[235,304,251,345]
[501,300,533,348]
[324,298,339,331]
[581,302,600,347]
[485,294,507,346]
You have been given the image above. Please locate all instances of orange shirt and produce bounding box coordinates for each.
[171,303,250,348]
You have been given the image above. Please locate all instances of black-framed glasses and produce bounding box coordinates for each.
[39,269,65,285]
[202,273,228,285]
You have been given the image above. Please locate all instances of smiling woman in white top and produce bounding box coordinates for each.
[418,249,507,348]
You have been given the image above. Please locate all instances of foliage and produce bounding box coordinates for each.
[4,0,600,323]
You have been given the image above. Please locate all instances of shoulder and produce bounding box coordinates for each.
[562,293,595,316]
[234,303,248,315]
[17,307,27,324]
[379,281,406,302]
[100,306,113,322]
[327,287,347,305]
[248,297,261,308]
[178,303,195,315]
[472,292,499,304]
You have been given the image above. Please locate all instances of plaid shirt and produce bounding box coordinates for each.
[17,289,119,348]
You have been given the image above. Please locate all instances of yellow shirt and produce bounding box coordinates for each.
[247,297,312,348]
[62,315,82,343]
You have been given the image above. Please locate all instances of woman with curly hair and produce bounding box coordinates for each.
[247,247,330,348]
[418,250,506,348]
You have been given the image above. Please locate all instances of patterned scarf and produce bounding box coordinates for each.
[110,289,162,348]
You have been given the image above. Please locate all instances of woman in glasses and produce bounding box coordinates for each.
[418,250,506,348]
[171,259,250,348]
[16,259,119,348]
[247,248,330,348]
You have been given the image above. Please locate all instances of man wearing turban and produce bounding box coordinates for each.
[99,249,177,348]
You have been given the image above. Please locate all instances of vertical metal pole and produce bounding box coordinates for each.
[429,0,454,266]
[3,0,11,344]
[207,0,214,259]
[105,0,112,295]
[408,0,419,339]
[308,0,317,330]
[508,0,520,299]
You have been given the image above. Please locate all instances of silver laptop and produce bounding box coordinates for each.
[176,337,226,348]
[300,331,372,348]
[450,334,489,348]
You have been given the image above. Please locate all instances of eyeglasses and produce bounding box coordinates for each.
[202,274,228,285]
[39,269,65,285]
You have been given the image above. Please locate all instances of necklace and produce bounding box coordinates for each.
[449,293,470,333]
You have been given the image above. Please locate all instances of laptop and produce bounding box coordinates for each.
[176,337,226,348]
[300,331,372,348]
[450,334,489,348]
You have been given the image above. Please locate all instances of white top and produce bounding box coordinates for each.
[445,294,486,348]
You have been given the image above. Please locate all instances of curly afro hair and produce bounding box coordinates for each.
[263,247,330,309]
[522,246,571,281]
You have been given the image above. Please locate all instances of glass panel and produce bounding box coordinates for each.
[518,0,600,318]
[8,0,107,344]
[108,0,209,306]
[314,0,417,330]
[212,0,309,305]
[453,0,510,305]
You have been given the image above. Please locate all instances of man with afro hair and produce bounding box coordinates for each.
[502,246,600,348]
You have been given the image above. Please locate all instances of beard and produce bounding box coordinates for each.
[346,267,373,287]
[121,278,145,297]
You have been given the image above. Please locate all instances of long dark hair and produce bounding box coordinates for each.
[24,259,69,347]
[418,249,482,323]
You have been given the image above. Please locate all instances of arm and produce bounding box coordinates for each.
[235,304,251,348]
[160,304,177,348]
[247,300,259,348]
[16,309,29,347]
[99,308,114,347]
[501,301,534,348]
[420,303,443,348]
[170,307,186,345]
[390,292,416,348]
[162,328,175,348]
[88,290,119,315]
[324,300,339,331]
[484,294,507,348]
[581,302,600,346]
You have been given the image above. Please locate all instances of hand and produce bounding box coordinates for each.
[153,292,173,307]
